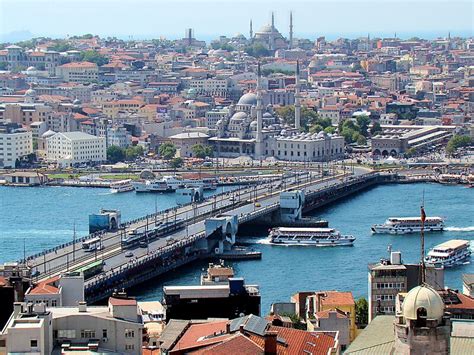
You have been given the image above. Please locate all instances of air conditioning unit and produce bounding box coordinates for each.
[102,337,108,343]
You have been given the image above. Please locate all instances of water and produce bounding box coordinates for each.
[1,183,473,313]
[0,185,236,261]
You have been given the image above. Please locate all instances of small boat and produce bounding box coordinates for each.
[110,179,133,193]
[425,239,471,268]
[371,217,444,234]
[268,227,355,246]
[132,175,217,193]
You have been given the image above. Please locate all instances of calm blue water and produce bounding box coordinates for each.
[0,185,236,261]
[1,183,473,313]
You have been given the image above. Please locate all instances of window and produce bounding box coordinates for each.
[125,329,135,338]
[102,329,108,338]
[30,340,38,347]
[81,330,96,339]
[125,344,135,350]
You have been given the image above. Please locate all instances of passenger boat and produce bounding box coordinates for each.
[371,217,444,234]
[425,239,471,268]
[268,227,355,246]
[110,179,134,193]
[132,175,217,192]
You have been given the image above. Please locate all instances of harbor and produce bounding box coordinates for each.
[1,173,473,311]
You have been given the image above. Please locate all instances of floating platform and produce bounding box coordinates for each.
[213,248,262,260]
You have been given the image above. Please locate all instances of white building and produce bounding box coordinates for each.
[1,296,143,354]
[46,131,106,167]
[107,126,132,148]
[0,123,33,168]
[55,61,99,83]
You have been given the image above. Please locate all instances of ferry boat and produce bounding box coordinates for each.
[132,175,217,193]
[371,217,444,234]
[110,179,134,193]
[268,227,355,246]
[425,239,471,268]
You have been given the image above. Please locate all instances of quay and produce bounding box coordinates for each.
[17,168,395,304]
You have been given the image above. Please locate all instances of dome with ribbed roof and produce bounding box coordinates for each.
[402,285,444,321]
[237,92,257,106]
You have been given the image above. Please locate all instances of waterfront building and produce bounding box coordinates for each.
[46,131,106,167]
[168,131,210,158]
[24,272,84,308]
[0,294,143,354]
[368,251,444,322]
[163,277,260,321]
[0,122,33,168]
[1,171,48,186]
[55,61,99,83]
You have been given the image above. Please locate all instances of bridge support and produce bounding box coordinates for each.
[176,187,204,206]
[205,215,238,254]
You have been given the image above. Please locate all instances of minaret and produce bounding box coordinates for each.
[249,19,253,40]
[271,12,275,30]
[255,62,264,158]
[289,11,293,49]
[294,60,301,130]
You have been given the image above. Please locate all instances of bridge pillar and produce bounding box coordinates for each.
[279,190,305,223]
[176,187,204,206]
[205,214,238,254]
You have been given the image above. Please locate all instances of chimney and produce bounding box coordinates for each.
[78,301,87,312]
[226,322,231,334]
[264,330,278,355]
[239,324,245,334]
[13,302,22,317]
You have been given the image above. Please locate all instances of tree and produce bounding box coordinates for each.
[357,135,367,146]
[370,122,382,136]
[355,297,369,327]
[275,105,322,131]
[309,124,323,133]
[158,142,177,160]
[324,126,337,134]
[192,144,213,159]
[356,115,371,137]
[404,147,417,158]
[446,135,472,155]
[169,157,184,170]
[107,145,125,163]
[125,145,144,161]
[49,40,73,52]
[80,50,109,66]
[244,43,270,58]
[0,62,8,70]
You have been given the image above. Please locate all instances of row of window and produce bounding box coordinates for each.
[375,282,405,289]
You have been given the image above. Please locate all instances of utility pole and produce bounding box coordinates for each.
[73,221,76,262]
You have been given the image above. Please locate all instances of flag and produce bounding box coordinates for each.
[421,206,426,223]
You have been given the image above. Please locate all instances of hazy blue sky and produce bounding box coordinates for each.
[0,0,473,41]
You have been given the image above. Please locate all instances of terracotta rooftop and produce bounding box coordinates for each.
[190,333,263,355]
[109,297,137,306]
[319,291,355,307]
[28,275,60,295]
[170,321,230,352]
[59,61,97,68]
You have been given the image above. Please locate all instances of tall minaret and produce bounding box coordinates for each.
[249,19,253,40]
[294,60,301,130]
[255,62,264,158]
[289,11,293,49]
[271,12,275,30]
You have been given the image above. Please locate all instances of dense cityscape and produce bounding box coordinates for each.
[0,5,473,355]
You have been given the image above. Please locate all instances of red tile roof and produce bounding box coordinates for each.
[59,61,97,68]
[109,297,137,306]
[319,291,355,307]
[190,333,263,355]
[170,321,230,353]
[28,276,60,295]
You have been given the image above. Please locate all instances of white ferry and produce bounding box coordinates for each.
[110,179,134,193]
[425,239,471,268]
[132,175,217,193]
[268,227,355,246]
[371,217,444,234]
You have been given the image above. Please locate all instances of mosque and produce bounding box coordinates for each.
[208,62,345,162]
[249,12,290,51]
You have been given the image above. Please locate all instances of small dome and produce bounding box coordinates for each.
[263,112,273,118]
[402,285,444,321]
[230,111,248,121]
[25,88,36,97]
[26,66,37,72]
[316,131,326,139]
[250,120,258,127]
[237,92,257,106]
[73,98,82,105]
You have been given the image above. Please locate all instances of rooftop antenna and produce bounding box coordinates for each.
[420,189,426,284]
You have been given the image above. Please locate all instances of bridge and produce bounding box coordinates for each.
[21,167,393,303]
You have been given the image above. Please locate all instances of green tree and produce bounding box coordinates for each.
[357,135,367,146]
[446,135,472,155]
[0,62,8,70]
[169,157,184,170]
[80,50,109,66]
[125,145,144,161]
[309,124,323,133]
[370,122,382,136]
[192,144,213,159]
[107,145,126,163]
[355,297,369,327]
[158,142,177,160]
[275,106,321,131]
[324,126,336,134]
[245,43,270,57]
[356,115,371,137]
[49,40,73,52]
[404,147,417,158]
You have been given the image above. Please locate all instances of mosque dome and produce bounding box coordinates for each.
[263,112,273,118]
[250,120,258,127]
[25,88,36,97]
[258,24,274,33]
[230,111,248,122]
[42,130,56,139]
[402,285,444,321]
[237,92,257,106]
[73,98,82,105]
[26,66,37,74]
[316,131,327,139]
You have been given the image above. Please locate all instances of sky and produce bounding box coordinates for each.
[0,0,473,42]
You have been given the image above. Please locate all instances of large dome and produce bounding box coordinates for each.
[258,24,274,34]
[230,111,248,121]
[238,92,257,106]
[402,285,444,321]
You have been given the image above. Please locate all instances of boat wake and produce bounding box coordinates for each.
[254,238,272,245]
[445,226,474,232]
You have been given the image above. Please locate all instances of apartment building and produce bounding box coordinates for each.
[46,131,106,166]
[55,61,99,83]
[0,123,33,168]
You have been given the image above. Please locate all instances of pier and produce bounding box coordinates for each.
[19,168,394,303]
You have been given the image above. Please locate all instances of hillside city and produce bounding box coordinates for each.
[0,11,474,355]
